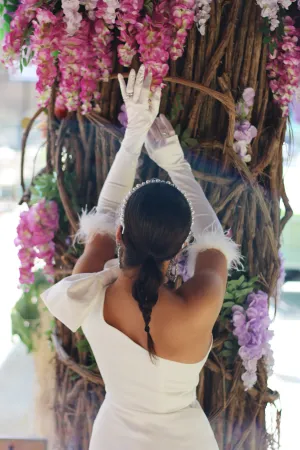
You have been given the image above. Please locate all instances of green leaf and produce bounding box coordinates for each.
[181,128,192,140]
[3,13,12,23]
[220,349,232,358]
[235,287,253,299]
[3,21,10,33]
[0,4,4,15]
[224,292,234,300]
[263,36,271,44]
[76,339,90,353]
[223,301,235,308]
[175,124,181,135]
[185,138,198,148]
[5,4,17,12]
[52,50,60,58]
[0,28,4,41]
[224,341,233,349]
[22,57,28,67]
[144,0,153,16]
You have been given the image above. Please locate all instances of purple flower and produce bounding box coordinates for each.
[177,251,190,282]
[232,290,274,390]
[234,121,257,144]
[242,87,255,107]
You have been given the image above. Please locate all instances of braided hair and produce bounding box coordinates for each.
[121,182,192,357]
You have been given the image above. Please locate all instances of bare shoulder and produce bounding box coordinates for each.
[175,249,228,332]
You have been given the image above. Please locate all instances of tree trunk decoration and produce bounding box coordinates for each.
[12,0,299,449]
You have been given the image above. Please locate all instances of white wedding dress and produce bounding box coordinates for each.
[41,259,219,450]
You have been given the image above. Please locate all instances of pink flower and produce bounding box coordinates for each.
[15,200,59,287]
[267,16,300,117]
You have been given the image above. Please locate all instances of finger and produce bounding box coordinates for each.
[126,69,136,95]
[150,87,161,117]
[133,65,146,102]
[118,74,127,101]
[159,114,176,136]
[140,72,152,104]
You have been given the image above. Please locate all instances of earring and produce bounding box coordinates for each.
[116,243,121,268]
[167,258,178,283]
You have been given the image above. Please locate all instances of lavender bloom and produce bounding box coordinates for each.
[177,251,190,282]
[232,290,274,390]
[233,88,257,164]
[242,87,255,107]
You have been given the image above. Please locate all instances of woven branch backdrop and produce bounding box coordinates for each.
[16,0,299,449]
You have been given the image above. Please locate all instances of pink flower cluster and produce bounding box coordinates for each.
[2,0,199,110]
[267,16,300,117]
[31,10,61,106]
[194,0,212,36]
[169,0,195,60]
[116,0,143,66]
[232,290,274,390]
[15,200,59,287]
[2,0,38,66]
[233,88,257,163]
[136,1,173,87]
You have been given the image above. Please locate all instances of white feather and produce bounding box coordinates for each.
[74,208,116,244]
[187,231,243,276]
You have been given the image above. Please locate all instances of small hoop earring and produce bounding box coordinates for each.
[167,258,178,283]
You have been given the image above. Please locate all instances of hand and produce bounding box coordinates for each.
[118,65,161,139]
[145,114,185,171]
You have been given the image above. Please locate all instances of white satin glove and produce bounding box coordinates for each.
[118,66,161,152]
[76,67,162,243]
[146,115,223,235]
[146,116,241,270]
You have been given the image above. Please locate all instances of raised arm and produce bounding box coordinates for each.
[73,66,161,274]
[145,115,241,330]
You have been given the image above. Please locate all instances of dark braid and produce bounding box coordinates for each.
[132,255,163,355]
[121,182,192,357]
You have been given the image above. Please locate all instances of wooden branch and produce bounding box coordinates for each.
[52,334,104,386]
[280,182,293,232]
[20,107,45,192]
[55,119,78,233]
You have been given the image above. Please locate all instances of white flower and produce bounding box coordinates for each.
[195,0,212,36]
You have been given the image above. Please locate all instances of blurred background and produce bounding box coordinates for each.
[0,63,299,448]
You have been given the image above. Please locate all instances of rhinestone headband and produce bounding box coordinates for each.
[120,179,195,246]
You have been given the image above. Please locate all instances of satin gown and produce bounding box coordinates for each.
[41,260,219,450]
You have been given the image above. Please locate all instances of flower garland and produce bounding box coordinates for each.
[232,291,274,390]
[31,10,61,107]
[267,16,300,117]
[2,1,38,66]
[136,1,173,87]
[15,199,59,287]
[116,0,143,67]
[194,0,212,36]
[169,0,195,60]
[233,88,257,163]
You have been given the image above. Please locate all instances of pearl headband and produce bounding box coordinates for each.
[120,179,195,247]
